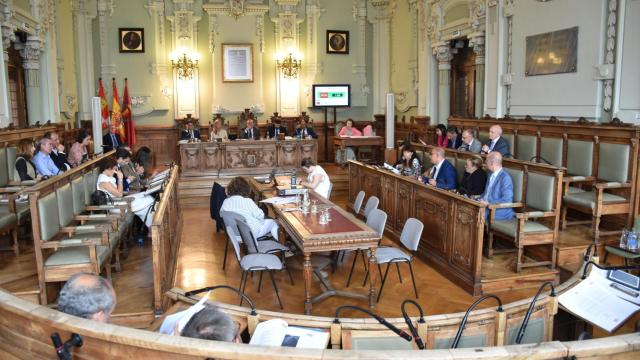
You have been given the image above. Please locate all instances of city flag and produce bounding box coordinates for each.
[122,78,136,146]
[112,78,126,143]
[98,78,109,129]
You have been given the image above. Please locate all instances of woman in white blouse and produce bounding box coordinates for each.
[220,177,279,239]
[301,157,331,199]
[97,157,156,227]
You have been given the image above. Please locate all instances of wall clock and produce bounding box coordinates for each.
[119,28,145,53]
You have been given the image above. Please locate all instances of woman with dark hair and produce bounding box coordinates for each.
[394,145,422,177]
[337,118,362,163]
[435,124,449,148]
[458,156,487,198]
[220,177,279,239]
[68,130,92,167]
[14,139,42,182]
[301,157,331,198]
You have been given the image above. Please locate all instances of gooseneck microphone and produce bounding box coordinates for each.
[581,261,640,280]
[50,332,83,360]
[184,285,257,315]
[334,305,412,342]
[451,294,503,349]
[515,282,556,344]
[401,300,426,350]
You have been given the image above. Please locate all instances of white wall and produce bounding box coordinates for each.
[0,48,10,127]
[614,0,640,123]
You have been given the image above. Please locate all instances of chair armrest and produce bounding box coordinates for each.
[0,187,23,193]
[563,176,596,184]
[86,204,129,212]
[515,211,556,220]
[41,238,106,249]
[595,182,631,190]
[487,202,524,210]
[61,224,111,235]
[75,214,121,221]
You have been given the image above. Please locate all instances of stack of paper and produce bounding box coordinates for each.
[249,319,329,349]
[260,196,297,205]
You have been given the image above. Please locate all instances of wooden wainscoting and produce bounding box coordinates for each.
[135,125,178,165]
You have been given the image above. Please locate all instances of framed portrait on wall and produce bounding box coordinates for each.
[119,28,144,53]
[326,30,349,54]
[222,43,254,83]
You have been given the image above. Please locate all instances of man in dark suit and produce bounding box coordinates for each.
[458,129,482,153]
[241,118,260,140]
[180,120,201,141]
[446,126,462,149]
[115,148,137,193]
[267,119,287,138]
[103,124,123,153]
[294,118,317,138]
[421,147,457,190]
[481,124,510,157]
[45,131,71,171]
[480,151,515,220]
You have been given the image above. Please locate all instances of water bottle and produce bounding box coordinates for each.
[619,229,629,249]
[291,173,296,188]
[627,231,638,251]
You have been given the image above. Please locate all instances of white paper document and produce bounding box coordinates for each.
[249,319,329,349]
[259,196,297,205]
[559,268,640,332]
[159,292,210,335]
[383,163,401,175]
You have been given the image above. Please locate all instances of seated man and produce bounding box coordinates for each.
[181,305,240,343]
[45,131,72,171]
[294,118,317,139]
[480,152,515,220]
[32,137,62,177]
[420,147,457,190]
[458,129,482,153]
[268,119,287,138]
[180,120,201,141]
[481,124,511,157]
[446,126,462,149]
[103,124,124,153]
[241,117,260,140]
[57,273,116,323]
[220,176,279,239]
[115,148,138,192]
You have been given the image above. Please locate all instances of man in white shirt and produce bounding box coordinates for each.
[220,177,278,239]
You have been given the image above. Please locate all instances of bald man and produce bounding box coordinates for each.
[58,273,116,323]
[480,152,515,220]
[420,147,458,190]
[481,125,510,157]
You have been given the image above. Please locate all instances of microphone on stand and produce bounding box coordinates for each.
[515,282,556,344]
[401,300,426,350]
[451,294,503,349]
[333,305,412,342]
[185,285,257,315]
[50,332,83,360]
[581,261,640,280]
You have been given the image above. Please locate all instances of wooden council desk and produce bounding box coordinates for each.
[348,161,487,295]
[334,136,384,163]
[179,138,317,177]
[249,178,380,315]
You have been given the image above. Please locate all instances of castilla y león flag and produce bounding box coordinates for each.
[122,78,136,146]
[98,78,109,129]
[111,78,126,143]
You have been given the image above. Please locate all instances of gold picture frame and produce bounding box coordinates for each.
[326,30,349,54]
[222,43,254,83]
[119,28,144,53]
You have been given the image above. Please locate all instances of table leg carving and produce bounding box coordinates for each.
[368,247,377,308]
[304,252,313,315]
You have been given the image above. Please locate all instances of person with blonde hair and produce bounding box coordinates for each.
[14,139,42,182]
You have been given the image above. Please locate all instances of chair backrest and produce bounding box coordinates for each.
[55,184,74,227]
[478,131,490,144]
[516,135,537,162]
[526,172,555,212]
[502,133,515,156]
[226,226,243,263]
[37,192,61,242]
[83,172,94,206]
[71,176,86,215]
[415,150,426,165]
[353,191,365,215]
[598,142,630,183]
[455,158,466,184]
[236,217,259,254]
[503,168,524,203]
[366,208,387,237]
[6,146,16,182]
[566,139,593,177]
[220,210,242,244]
[363,196,379,219]
[0,147,8,187]
[539,137,563,167]
[327,182,333,199]
[399,218,424,251]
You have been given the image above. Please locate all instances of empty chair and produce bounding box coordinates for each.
[363,196,380,220]
[235,219,286,309]
[346,208,388,287]
[353,191,365,216]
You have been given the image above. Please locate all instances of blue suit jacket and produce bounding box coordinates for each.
[422,159,458,190]
[482,169,515,220]
[485,137,511,157]
[295,127,317,139]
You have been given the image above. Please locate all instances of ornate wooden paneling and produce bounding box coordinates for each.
[224,143,277,169]
[299,140,318,163]
[348,163,359,203]
[450,203,482,275]
[415,191,449,259]
[381,176,396,231]
[277,141,298,168]
[201,143,222,174]
[361,167,382,200]
[180,144,201,174]
[395,181,413,232]
[136,126,178,165]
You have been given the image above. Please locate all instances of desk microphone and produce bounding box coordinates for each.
[334,305,412,342]
[401,300,426,350]
[451,294,503,349]
[515,282,555,344]
[50,332,83,360]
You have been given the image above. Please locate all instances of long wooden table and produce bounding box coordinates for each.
[349,161,487,295]
[333,136,384,163]
[179,138,318,177]
[250,178,380,315]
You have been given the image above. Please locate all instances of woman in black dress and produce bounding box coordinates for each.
[458,155,487,198]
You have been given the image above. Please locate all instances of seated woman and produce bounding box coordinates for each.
[96,157,156,227]
[458,156,487,198]
[394,145,422,177]
[210,118,228,141]
[301,157,331,199]
[435,124,449,148]
[336,118,362,164]
[14,139,42,183]
[68,130,92,167]
[220,176,279,239]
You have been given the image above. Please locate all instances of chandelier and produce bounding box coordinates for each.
[276,53,302,79]
[171,53,199,80]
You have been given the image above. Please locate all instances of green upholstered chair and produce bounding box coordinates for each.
[516,135,537,163]
[502,133,515,157]
[455,158,467,184]
[488,172,559,272]
[562,142,632,240]
[478,131,490,145]
[539,137,563,168]
[0,147,21,255]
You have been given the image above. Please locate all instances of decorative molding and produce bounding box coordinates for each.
[469,0,486,32]
[468,31,485,64]
[255,14,264,52]
[505,1,513,114]
[603,0,617,112]
[433,41,452,67]
[207,12,218,53]
[352,0,368,103]
[146,1,167,73]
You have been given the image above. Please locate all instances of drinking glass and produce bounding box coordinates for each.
[311,200,318,214]
[619,229,629,249]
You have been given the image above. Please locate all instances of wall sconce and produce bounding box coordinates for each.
[170,52,199,80]
[276,53,302,79]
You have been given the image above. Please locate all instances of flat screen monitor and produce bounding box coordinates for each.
[312,84,350,108]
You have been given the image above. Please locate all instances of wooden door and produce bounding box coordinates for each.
[7,45,28,127]
[450,44,476,118]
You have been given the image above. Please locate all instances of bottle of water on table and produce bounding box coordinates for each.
[291,173,296,189]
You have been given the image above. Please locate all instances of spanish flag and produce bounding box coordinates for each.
[98,78,109,129]
[112,78,126,143]
[122,78,136,146]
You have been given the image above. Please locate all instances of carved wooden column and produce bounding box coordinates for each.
[72,0,97,122]
[368,0,392,115]
[433,41,452,124]
[469,32,485,119]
